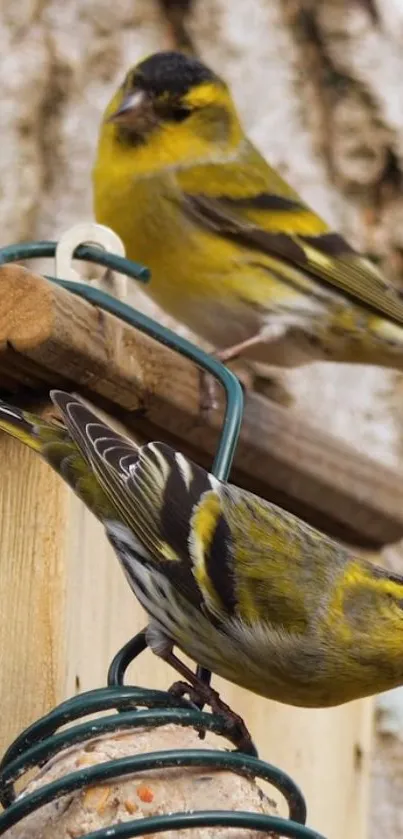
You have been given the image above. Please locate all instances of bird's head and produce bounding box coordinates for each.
[99,51,244,173]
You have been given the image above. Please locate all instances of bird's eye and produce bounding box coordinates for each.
[169,106,192,122]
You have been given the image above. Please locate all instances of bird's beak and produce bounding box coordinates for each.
[107,90,147,125]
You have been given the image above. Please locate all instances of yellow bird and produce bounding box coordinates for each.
[93,50,403,372]
[2,390,403,716]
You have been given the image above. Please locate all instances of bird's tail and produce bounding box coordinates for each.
[0,396,115,519]
[0,401,62,452]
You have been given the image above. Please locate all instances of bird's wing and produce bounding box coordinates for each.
[179,150,403,324]
[51,391,220,610]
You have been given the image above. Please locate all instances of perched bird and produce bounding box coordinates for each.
[2,391,403,715]
[94,50,403,372]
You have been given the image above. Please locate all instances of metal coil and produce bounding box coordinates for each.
[0,680,323,837]
[0,629,324,837]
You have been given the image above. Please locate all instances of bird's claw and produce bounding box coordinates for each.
[168,679,256,755]
[198,369,220,418]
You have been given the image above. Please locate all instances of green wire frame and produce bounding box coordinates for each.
[0,241,326,839]
[0,686,324,839]
[0,240,243,481]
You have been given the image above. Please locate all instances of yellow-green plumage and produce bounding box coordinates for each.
[2,391,403,708]
[93,51,403,370]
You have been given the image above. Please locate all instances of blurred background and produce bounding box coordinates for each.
[2,0,403,836]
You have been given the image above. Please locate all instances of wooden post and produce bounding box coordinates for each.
[0,441,67,748]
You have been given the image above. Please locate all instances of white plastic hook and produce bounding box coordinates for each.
[54,222,127,299]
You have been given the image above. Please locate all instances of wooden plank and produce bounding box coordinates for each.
[0,439,67,753]
[1,263,403,547]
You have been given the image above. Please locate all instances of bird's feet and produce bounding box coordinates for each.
[151,630,256,754]
[169,678,256,755]
[198,363,251,420]
[198,368,221,417]
[198,333,270,419]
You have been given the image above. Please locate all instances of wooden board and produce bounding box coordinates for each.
[1,263,403,548]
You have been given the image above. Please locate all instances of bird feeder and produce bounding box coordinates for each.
[0,227,380,837]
